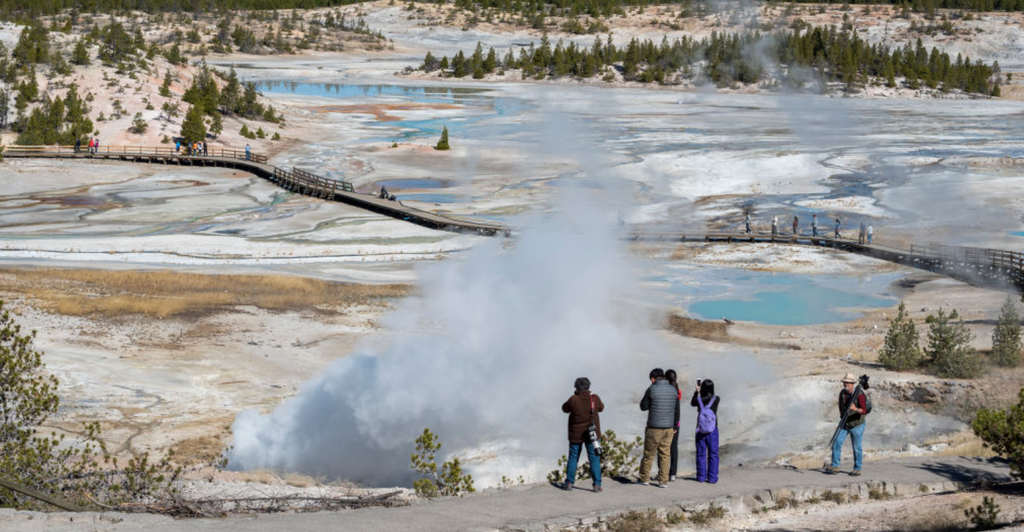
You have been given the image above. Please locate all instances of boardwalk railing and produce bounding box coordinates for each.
[4,144,268,164]
[2,144,506,236]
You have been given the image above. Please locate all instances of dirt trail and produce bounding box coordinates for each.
[0,457,1010,532]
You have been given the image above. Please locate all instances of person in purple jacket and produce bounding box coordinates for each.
[692,379,720,484]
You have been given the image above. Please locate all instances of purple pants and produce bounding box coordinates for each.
[695,428,719,483]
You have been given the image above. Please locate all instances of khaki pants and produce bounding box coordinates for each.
[639,427,674,484]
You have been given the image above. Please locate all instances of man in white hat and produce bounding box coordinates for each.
[827,373,867,475]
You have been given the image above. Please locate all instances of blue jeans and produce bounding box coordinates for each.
[695,428,720,483]
[831,422,865,470]
[868,234,873,244]
[566,441,601,486]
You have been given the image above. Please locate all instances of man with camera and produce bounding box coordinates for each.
[638,368,677,487]
[561,377,604,492]
[827,373,869,476]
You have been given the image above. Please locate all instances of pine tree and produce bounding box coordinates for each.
[179,105,207,144]
[159,70,173,98]
[879,301,923,371]
[926,308,982,378]
[208,112,223,138]
[973,388,1024,480]
[992,295,1022,367]
[434,125,450,151]
[71,39,89,66]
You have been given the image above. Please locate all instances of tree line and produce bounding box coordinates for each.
[420,26,1000,95]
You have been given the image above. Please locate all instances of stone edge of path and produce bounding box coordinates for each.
[501,478,966,532]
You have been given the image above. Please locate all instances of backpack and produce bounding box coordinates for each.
[696,395,718,434]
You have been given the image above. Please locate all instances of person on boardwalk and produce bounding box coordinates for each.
[94,138,100,154]
[245,144,251,161]
[858,222,866,245]
[175,139,181,154]
[771,215,778,236]
[812,214,818,237]
[745,213,751,234]
[74,138,81,153]
[561,377,604,492]
[828,373,867,476]
[638,368,676,487]
[867,224,874,244]
[834,218,841,239]
[665,369,682,482]
[692,379,720,484]
[203,141,208,156]
[88,138,95,154]
[792,215,799,236]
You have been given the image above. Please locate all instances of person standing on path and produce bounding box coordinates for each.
[867,224,874,244]
[638,368,676,487]
[561,377,604,492]
[245,143,251,161]
[692,379,720,484]
[792,215,799,236]
[74,137,81,153]
[665,369,682,482]
[745,213,751,234]
[812,214,818,237]
[859,222,866,245]
[88,137,95,154]
[834,218,841,239]
[771,215,778,236]
[828,373,867,476]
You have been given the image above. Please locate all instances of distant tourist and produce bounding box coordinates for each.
[692,379,720,484]
[203,141,208,156]
[867,224,874,244]
[93,138,100,154]
[771,215,778,236]
[859,222,866,245]
[745,213,751,234]
[834,218,841,239]
[792,215,799,236]
[560,377,603,492]
[245,144,251,161]
[197,141,203,156]
[379,186,389,200]
[665,369,682,482]
[88,138,95,154]
[175,140,181,154]
[827,373,867,476]
[74,138,81,153]
[812,214,818,237]
[637,368,675,487]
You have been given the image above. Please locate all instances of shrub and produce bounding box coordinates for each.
[689,503,727,526]
[973,388,1024,479]
[410,428,474,498]
[964,496,1001,530]
[607,509,665,532]
[546,429,642,483]
[129,112,147,134]
[926,308,982,378]
[878,301,924,371]
[992,295,1022,367]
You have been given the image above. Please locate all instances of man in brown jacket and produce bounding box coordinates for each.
[561,377,604,492]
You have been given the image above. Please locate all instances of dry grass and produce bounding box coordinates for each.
[924,430,1000,459]
[0,267,410,318]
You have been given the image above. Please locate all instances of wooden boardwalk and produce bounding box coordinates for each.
[1,145,508,236]
[4,145,1021,291]
[630,231,1024,291]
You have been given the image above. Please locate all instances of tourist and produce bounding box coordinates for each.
[834,218,841,239]
[560,377,604,492]
[859,222,866,245]
[379,186,389,200]
[868,224,874,244]
[745,213,751,234]
[88,138,95,154]
[771,215,778,236]
[692,379,720,484]
[74,138,81,153]
[175,139,181,154]
[94,138,100,154]
[665,369,682,482]
[245,143,251,161]
[792,215,799,236]
[637,368,676,487]
[197,141,203,156]
[812,214,819,237]
[827,373,867,476]
[203,141,208,156]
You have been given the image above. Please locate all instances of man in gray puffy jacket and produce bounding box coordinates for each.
[638,368,677,487]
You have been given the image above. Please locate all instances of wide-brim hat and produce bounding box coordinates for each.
[841,373,857,384]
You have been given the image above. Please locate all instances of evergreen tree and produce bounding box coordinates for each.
[435,125,450,151]
[878,301,923,371]
[220,68,240,113]
[182,67,220,116]
[179,105,206,144]
[71,39,89,66]
[992,295,1022,367]
[159,70,173,98]
[208,111,223,138]
[926,308,982,378]
[973,388,1024,479]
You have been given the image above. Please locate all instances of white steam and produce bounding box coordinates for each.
[229,179,659,486]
